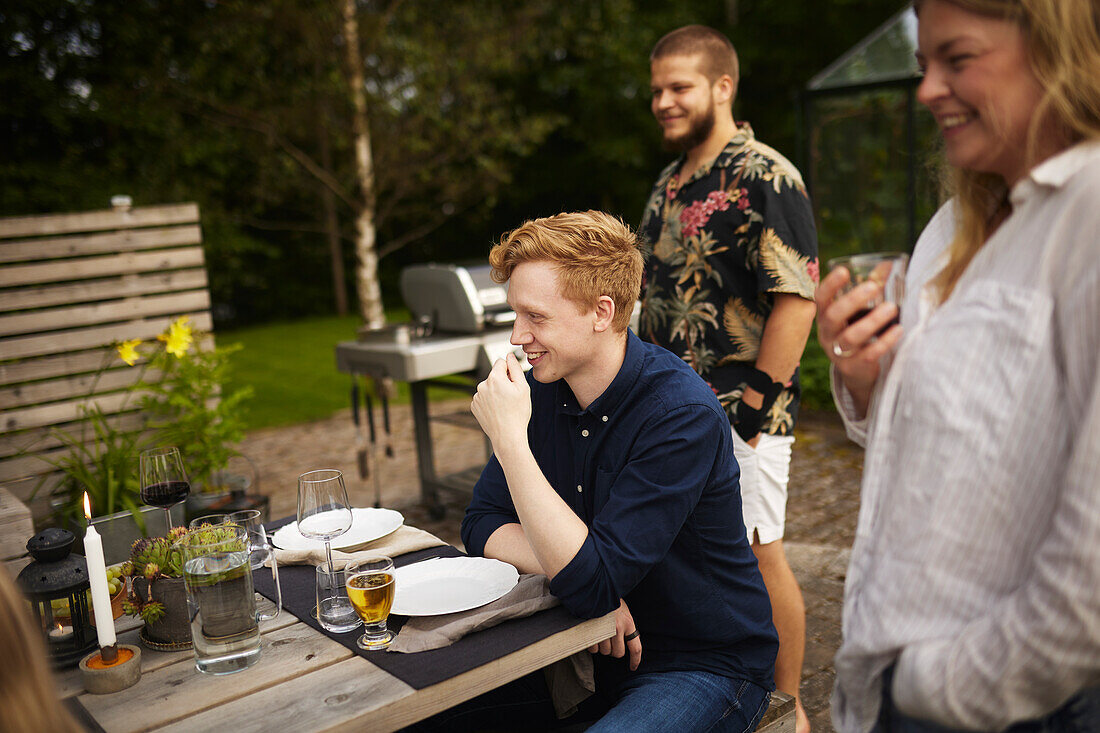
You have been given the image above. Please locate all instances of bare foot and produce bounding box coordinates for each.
[795,697,811,733]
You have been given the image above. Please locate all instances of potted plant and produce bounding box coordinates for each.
[121,527,192,649]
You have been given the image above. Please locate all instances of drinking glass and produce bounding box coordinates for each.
[345,556,395,650]
[297,469,359,632]
[139,446,191,530]
[228,509,281,622]
[826,252,909,356]
[176,524,261,675]
[315,562,360,634]
[188,514,229,530]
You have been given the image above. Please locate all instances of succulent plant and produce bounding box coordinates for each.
[122,524,243,623]
[123,531,185,623]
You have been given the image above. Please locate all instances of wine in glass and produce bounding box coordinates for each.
[345,556,395,650]
[297,469,359,632]
[139,446,190,530]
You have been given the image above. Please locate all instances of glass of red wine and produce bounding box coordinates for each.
[139,446,191,530]
[827,252,909,352]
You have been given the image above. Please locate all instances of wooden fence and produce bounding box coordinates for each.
[0,199,212,520]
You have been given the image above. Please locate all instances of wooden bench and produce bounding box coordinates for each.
[0,485,34,576]
[759,691,796,732]
[0,198,213,522]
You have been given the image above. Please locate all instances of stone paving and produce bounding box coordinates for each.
[241,400,863,733]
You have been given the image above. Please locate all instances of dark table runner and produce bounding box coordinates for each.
[254,516,585,690]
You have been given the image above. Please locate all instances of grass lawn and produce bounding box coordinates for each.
[221,313,835,432]
[220,314,363,431]
[221,311,473,432]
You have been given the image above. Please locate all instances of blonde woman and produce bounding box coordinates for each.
[815,0,1100,730]
[0,568,83,732]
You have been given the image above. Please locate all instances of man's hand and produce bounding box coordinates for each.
[588,599,642,671]
[738,387,765,447]
[471,352,532,452]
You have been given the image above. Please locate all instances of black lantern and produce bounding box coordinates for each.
[16,527,97,668]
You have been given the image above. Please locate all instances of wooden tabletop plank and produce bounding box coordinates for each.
[54,613,300,699]
[76,621,351,732]
[155,611,616,733]
[363,612,615,733]
[155,656,415,733]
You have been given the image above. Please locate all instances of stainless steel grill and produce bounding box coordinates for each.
[335,263,522,517]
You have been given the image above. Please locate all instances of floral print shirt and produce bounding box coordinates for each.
[639,122,819,435]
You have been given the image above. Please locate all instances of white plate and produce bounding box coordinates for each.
[391,557,519,616]
[271,507,404,551]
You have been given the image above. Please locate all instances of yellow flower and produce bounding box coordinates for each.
[158,316,194,358]
[117,339,142,366]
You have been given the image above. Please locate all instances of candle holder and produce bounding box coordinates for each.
[15,528,97,668]
[79,644,142,694]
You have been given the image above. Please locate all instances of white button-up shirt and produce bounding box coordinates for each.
[831,141,1100,732]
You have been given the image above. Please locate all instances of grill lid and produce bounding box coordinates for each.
[399,263,515,334]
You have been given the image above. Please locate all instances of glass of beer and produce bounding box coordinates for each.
[344,556,396,651]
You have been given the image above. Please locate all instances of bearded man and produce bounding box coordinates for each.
[640,24,819,733]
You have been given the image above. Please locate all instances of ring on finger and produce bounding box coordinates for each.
[832,341,857,359]
[623,629,640,642]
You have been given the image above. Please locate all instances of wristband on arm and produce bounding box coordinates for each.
[733,368,785,442]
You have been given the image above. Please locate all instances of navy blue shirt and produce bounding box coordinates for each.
[461,331,778,686]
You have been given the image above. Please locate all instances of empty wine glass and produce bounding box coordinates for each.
[188,513,229,530]
[139,446,190,530]
[297,469,359,632]
[229,509,281,622]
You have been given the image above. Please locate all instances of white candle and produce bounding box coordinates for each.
[48,622,74,641]
[82,493,117,649]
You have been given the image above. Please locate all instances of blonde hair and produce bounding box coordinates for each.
[489,211,644,333]
[651,25,740,94]
[915,0,1100,300]
[0,568,83,733]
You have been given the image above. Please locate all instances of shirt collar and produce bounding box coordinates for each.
[1010,139,1100,206]
[555,331,645,418]
[671,121,756,186]
[711,121,756,171]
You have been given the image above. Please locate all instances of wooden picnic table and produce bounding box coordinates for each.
[48,528,793,732]
[55,611,794,732]
[56,609,615,732]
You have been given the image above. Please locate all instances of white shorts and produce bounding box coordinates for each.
[731,429,795,545]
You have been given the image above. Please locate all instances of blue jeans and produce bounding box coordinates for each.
[587,670,771,733]
[401,665,770,732]
[874,666,1100,733]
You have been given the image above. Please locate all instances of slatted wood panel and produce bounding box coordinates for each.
[0,201,213,519]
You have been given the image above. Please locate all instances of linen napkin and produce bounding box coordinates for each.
[389,572,596,717]
[272,525,447,569]
[389,573,557,651]
[544,651,596,718]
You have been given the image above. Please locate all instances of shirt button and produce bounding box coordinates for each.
[602,415,608,422]
[576,485,583,493]
[581,429,589,437]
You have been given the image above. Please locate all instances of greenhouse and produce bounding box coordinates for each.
[803,4,943,266]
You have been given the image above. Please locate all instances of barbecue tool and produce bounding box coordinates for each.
[364,389,383,508]
[381,382,394,459]
[351,378,369,480]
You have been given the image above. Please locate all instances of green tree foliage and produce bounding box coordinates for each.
[2,0,908,327]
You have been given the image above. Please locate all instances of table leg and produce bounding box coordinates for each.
[409,382,445,518]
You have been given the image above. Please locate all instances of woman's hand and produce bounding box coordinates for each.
[815,266,903,418]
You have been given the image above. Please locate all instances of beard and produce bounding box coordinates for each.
[661,101,717,153]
